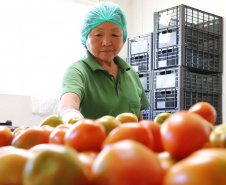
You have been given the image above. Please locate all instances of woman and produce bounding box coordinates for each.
[59,2,150,123]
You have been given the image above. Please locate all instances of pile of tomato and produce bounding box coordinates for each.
[0,102,226,185]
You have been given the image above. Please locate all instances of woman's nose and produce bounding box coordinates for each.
[102,36,112,46]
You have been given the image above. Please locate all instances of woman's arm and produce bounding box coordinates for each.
[58,92,83,123]
[138,111,143,122]
[58,92,81,114]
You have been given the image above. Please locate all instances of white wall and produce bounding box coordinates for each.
[0,94,47,126]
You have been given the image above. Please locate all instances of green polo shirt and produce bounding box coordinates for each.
[61,51,150,119]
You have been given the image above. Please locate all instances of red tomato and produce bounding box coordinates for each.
[65,119,106,152]
[163,148,226,185]
[188,102,217,124]
[160,111,210,159]
[139,120,164,153]
[102,122,154,150]
[0,126,13,147]
[92,140,163,185]
[11,127,50,149]
[115,112,138,123]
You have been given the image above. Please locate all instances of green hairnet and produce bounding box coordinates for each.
[81,2,127,47]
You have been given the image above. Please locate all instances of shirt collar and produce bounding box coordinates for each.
[82,50,131,72]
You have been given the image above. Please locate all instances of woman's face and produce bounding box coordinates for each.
[86,21,124,63]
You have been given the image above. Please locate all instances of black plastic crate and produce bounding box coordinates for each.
[153,4,223,72]
[154,4,222,35]
[157,27,221,52]
[153,66,222,93]
[127,33,153,55]
[154,46,221,72]
[151,87,222,125]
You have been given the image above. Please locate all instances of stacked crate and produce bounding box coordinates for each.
[127,33,153,119]
[151,4,223,125]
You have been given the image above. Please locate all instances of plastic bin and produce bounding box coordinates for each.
[130,53,151,72]
[127,33,153,55]
[151,87,222,125]
[153,4,223,72]
[138,72,151,91]
[154,4,222,35]
[127,33,153,72]
[153,66,222,93]
[142,108,151,120]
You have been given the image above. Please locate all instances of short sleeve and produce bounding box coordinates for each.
[61,66,85,101]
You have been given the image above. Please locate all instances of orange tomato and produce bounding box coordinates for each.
[92,140,163,185]
[139,120,164,153]
[0,146,32,185]
[188,102,217,124]
[160,111,210,159]
[11,127,50,149]
[78,151,99,180]
[23,144,90,185]
[49,124,70,145]
[163,148,226,185]
[0,126,13,146]
[65,119,106,152]
[157,151,178,176]
[12,126,29,138]
[102,122,154,150]
[115,112,138,123]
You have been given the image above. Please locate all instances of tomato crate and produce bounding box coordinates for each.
[127,33,153,72]
[152,66,222,94]
[151,87,222,125]
[153,4,223,72]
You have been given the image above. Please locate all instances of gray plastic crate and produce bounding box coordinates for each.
[151,87,222,125]
[127,33,153,72]
[138,72,151,91]
[130,53,151,72]
[152,66,222,93]
[142,107,151,120]
[128,33,153,55]
[153,4,223,72]
[154,4,222,34]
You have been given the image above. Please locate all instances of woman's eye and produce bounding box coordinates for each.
[95,34,102,37]
[112,34,119,37]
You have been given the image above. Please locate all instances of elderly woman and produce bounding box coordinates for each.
[59,2,150,122]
